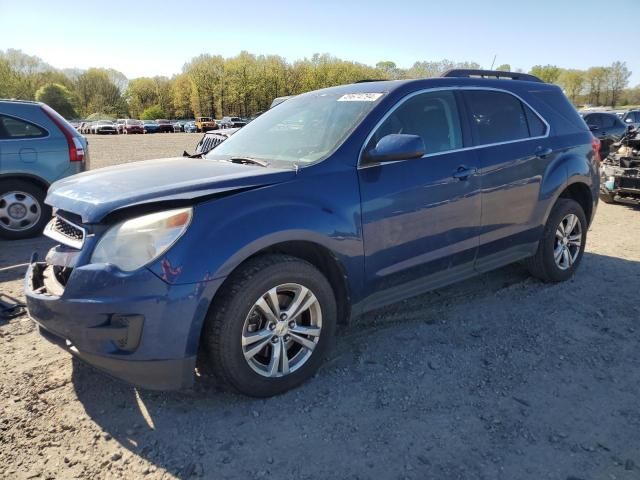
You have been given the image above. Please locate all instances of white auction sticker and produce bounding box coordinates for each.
[337,93,383,102]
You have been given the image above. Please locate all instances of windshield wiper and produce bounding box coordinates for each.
[229,156,269,167]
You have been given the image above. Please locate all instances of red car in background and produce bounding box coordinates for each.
[156,119,174,133]
[119,119,144,134]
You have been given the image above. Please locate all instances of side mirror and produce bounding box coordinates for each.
[364,134,425,163]
[588,124,599,131]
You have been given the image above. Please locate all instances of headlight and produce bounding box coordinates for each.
[91,207,192,271]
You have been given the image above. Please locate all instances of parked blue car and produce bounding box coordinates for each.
[142,120,160,133]
[26,70,599,396]
[183,121,198,133]
[0,100,88,239]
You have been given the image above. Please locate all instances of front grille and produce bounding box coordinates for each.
[619,177,640,190]
[44,215,86,249]
[196,134,227,154]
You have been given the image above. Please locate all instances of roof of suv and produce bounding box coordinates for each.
[0,99,42,106]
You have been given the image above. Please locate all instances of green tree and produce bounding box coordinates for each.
[35,83,77,118]
[75,68,126,117]
[558,69,585,104]
[529,65,562,84]
[496,64,511,72]
[376,61,399,79]
[140,105,165,120]
[608,61,631,108]
[172,74,193,118]
[585,67,609,106]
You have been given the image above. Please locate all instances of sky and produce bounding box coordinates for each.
[1,0,639,86]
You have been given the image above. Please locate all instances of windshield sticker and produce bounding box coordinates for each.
[338,93,383,102]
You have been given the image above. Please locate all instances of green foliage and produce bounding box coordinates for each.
[1,48,636,118]
[558,70,585,103]
[35,83,77,118]
[140,105,166,120]
[496,64,511,72]
[529,65,562,84]
[75,68,127,117]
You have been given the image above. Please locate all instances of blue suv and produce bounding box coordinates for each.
[25,70,599,397]
[0,100,88,239]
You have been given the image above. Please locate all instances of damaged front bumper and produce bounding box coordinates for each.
[600,162,640,198]
[25,248,223,391]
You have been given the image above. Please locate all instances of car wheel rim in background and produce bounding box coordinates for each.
[0,191,41,232]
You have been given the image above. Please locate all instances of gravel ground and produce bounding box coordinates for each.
[1,134,640,479]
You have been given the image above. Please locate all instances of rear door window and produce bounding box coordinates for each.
[370,90,463,155]
[464,90,547,145]
[0,115,47,139]
[584,114,601,129]
[600,115,617,129]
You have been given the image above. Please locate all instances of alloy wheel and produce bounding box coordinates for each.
[241,283,322,378]
[554,213,582,270]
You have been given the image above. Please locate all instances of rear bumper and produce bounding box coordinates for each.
[25,259,223,391]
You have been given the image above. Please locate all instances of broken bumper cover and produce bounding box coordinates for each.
[601,165,640,196]
[25,260,222,391]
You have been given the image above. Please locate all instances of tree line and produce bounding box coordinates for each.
[0,48,636,120]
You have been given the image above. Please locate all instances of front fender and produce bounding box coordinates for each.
[148,168,365,300]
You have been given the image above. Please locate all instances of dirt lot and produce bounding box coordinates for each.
[1,134,640,480]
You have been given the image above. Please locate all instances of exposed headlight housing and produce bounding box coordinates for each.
[91,207,192,272]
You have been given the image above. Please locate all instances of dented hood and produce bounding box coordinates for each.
[46,157,295,223]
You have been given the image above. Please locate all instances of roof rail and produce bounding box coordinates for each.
[441,69,543,83]
[355,79,387,83]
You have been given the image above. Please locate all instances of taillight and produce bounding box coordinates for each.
[41,104,85,162]
[591,136,601,165]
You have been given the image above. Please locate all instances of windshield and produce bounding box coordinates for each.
[127,120,142,125]
[144,120,157,124]
[206,90,383,165]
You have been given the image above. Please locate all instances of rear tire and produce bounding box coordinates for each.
[0,180,50,240]
[526,198,587,283]
[201,254,337,397]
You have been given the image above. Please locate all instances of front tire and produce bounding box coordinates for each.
[201,254,337,397]
[0,180,50,240]
[526,198,587,283]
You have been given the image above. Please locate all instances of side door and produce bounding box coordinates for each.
[460,89,552,272]
[357,89,482,311]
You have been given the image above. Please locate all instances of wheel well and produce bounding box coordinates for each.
[217,241,352,326]
[0,174,49,192]
[559,183,593,225]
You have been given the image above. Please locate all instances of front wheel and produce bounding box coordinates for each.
[526,198,587,283]
[201,254,336,397]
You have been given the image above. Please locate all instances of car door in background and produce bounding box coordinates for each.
[584,113,625,158]
[358,89,481,310]
[0,114,48,174]
[461,89,551,273]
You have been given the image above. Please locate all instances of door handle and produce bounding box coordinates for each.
[452,165,477,180]
[535,147,553,159]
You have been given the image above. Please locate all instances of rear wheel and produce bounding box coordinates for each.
[0,180,50,240]
[201,254,336,397]
[526,198,587,283]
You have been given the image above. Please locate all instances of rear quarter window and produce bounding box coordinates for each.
[464,90,544,145]
[0,115,48,139]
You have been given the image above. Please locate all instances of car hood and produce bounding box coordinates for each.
[46,157,296,223]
